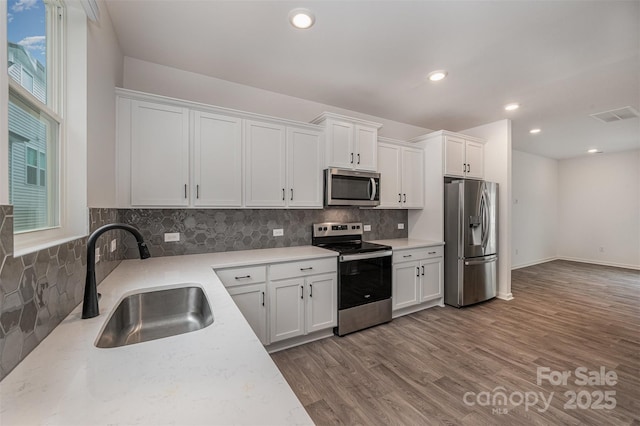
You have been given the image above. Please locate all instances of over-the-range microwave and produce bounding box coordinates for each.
[324,168,380,207]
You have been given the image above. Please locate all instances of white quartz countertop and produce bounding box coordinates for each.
[0,246,336,425]
[367,238,444,250]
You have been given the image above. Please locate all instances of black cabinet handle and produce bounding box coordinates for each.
[416,267,420,277]
[282,188,285,201]
[290,188,294,201]
[184,184,187,199]
[403,254,412,258]
[309,284,313,297]
[357,153,360,164]
[350,153,354,164]
[261,291,265,306]
[468,163,471,173]
[235,275,251,280]
[421,265,425,276]
[403,193,407,203]
[300,285,304,299]
[196,184,200,199]
[398,193,402,203]
[300,267,313,271]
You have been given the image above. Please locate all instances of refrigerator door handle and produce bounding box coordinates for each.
[465,255,497,266]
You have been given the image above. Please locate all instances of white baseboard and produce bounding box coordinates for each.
[556,256,640,271]
[511,257,558,270]
[497,292,513,301]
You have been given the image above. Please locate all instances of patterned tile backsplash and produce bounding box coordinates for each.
[0,207,125,380]
[119,208,408,258]
[0,205,407,380]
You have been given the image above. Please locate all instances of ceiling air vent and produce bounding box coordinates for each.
[590,106,639,123]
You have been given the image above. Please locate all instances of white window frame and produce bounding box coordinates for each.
[5,0,89,256]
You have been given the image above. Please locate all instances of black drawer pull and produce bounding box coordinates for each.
[234,275,251,280]
[300,267,313,271]
[428,251,437,255]
[403,254,412,258]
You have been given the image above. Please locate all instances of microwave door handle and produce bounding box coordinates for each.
[369,178,377,201]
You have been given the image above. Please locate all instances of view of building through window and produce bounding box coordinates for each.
[7,0,59,233]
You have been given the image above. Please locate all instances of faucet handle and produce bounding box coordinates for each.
[139,242,151,259]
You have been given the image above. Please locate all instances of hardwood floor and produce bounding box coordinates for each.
[271,260,640,425]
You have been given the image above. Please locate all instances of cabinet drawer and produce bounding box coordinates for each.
[270,257,337,281]
[216,265,267,288]
[393,246,443,263]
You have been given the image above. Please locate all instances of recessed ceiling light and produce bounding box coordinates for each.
[587,149,602,154]
[529,128,541,134]
[504,103,520,111]
[289,8,315,29]
[427,70,447,82]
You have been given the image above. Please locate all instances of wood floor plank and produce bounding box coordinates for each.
[271,260,640,425]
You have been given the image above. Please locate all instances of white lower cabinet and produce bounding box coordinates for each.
[215,257,337,348]
[216,265,269,345]
[392,246,444,315]
[226,284,268,345]
[269,258,337,344]
[270,272,337,344]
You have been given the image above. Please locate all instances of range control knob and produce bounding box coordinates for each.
[323,227,328,231]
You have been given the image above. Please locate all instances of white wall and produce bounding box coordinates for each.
[463,120,512,300]
[87,0,124,207]
[558,150,640,269]
[123,57,430,140]
[512,150,558,268]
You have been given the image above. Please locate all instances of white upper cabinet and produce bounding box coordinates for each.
[244,121,323,208]
[287,127,323,207]
[117,89,324,209]
[244,120,287,207]
[312,113,382,172]
[193,111,242,207]
[377,140,424,209]
[130,100,190,206]
[443,133,485,179]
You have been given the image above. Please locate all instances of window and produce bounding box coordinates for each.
[7,0,62,234]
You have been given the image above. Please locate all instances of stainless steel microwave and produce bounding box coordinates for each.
[324,168,380,207]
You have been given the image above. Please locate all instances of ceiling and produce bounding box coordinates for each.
[105,0,640,160]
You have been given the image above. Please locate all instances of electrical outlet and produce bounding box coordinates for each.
[110,239,117,253]
[599,247,605,253]
[164,232,180,242]
[95,247,101,264]
[363,224,372,232]
[273,229,284,237]
[397,223,405,230]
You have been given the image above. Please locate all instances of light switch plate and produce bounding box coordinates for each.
[363,224,372,232]
[110,239,117,252]
[164,232,180,242]
[273,229,284,237]
[397,223,405,230]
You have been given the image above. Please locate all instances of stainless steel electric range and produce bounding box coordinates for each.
[312,222,392,336]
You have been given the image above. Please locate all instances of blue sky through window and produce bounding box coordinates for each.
[7,0,46,67]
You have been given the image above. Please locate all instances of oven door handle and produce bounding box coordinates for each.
[369,178,377,201]
[340,250,392,262]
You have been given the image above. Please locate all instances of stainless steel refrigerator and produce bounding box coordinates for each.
[444,180,498,307]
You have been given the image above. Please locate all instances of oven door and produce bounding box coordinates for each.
[338,251,392,310]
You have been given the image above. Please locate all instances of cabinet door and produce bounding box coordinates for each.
[270,278,305,343]
[420,257,443,303]
[354,125,378,171]
[444,135,466,178]
[287,127,323,208]
[325,120,354,169]
[130,100,189,206]
[306,273,337,333]
[244,120,286,207]
[193,111,242,207]
[377,143,402,208]
[464,140,484,179]
[401,147,424,208]
[227,284,268,345]
[392,261,420,311]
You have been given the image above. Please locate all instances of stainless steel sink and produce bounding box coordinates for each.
[96,286,213,348]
